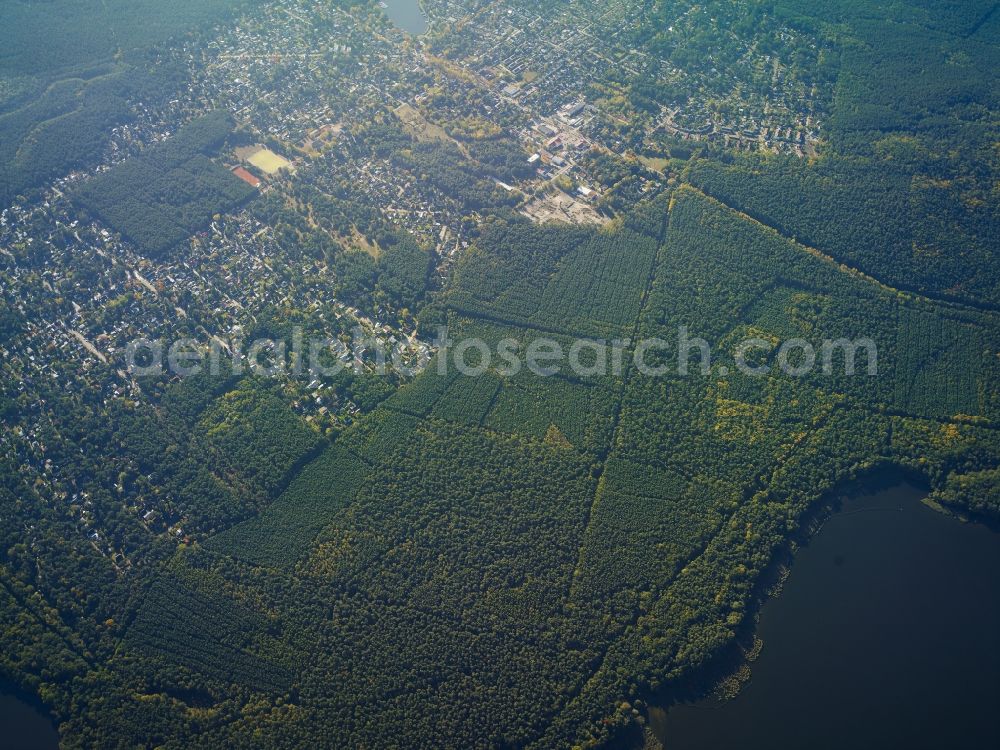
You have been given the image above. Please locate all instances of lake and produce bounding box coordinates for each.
[380,0,428,35]
[0,681,59,750]
[655,474,1000,750]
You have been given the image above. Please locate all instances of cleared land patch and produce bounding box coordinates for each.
[75,112,255,257]
[245,145,294,174]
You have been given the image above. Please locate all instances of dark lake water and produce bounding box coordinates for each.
[655,475,1000,750]
[381,0,428,35]
[0,681,59,750]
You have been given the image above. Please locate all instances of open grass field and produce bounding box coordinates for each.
[394,102,453,144]
[246,146,294,174]
[639,155,670,172]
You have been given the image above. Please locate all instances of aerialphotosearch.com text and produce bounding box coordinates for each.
[126,325,878,380]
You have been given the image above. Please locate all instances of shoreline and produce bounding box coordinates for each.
[621,464,936,749]
[382,0,430,36]
[0,675,60,748]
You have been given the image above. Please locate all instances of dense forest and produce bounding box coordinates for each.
[0,60,189,206]
[0,0,265,203]
[75,112,257,256]
[683,0,1000,309]
[0,1,263,77]
[15,184,993,749]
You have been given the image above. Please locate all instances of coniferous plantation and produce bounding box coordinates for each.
[0,0,998,748]
[75,112,257,257]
